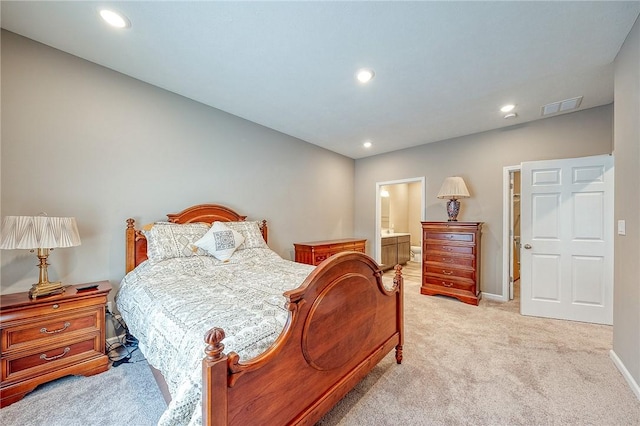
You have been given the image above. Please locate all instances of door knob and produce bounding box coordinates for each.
[523,244,532,249]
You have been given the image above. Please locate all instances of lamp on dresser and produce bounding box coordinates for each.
[437,176,470,221]
[0,215,81,298]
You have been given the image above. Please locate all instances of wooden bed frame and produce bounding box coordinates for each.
[125,204,404,425]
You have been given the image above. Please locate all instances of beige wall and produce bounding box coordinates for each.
[613,16,640,394]
[355,104,613,297]
[0,31,355,294]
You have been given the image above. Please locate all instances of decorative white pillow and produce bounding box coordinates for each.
[224,221,268,250]
[193,221,245,261]
[143,222,210,262]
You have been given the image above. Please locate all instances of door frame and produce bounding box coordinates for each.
[375,177,427,265]
[502,165,521,303]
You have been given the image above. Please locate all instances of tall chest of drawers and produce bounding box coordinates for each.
[421,222,482,305]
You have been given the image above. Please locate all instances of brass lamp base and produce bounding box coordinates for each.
[29,281,65,299]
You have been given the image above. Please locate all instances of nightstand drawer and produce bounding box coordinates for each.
[0,295,107,324]
[3,337,99,382]
[2,309,100,354]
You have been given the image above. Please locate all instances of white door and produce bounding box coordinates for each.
[520,154,613,324]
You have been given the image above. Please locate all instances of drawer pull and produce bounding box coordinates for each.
[442,270,453,275]
[442,281,454,287]
[52,304,59,309]
[40,347,70,361]
[40,322,71,334]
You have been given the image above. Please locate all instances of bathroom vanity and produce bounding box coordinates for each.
[380,233,411,271]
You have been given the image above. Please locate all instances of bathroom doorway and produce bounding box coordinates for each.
[375,177,426,268]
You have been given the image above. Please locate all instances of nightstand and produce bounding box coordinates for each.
[0,281,111,407]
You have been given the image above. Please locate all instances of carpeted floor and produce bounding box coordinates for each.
[1,261,638,425]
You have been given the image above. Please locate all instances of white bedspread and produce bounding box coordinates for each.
[115,248,314,426]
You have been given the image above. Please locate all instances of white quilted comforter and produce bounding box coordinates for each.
[116,248,314,426]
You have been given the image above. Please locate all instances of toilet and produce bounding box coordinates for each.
[410,245,421,262]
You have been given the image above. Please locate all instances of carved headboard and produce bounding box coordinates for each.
[125,204,267,274]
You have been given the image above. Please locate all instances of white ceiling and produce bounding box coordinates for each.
[2,1,639,159]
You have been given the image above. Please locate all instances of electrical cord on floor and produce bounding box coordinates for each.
[106,310,140,367]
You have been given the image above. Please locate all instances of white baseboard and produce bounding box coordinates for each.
[610,349,640,401]
[482,292,506,302]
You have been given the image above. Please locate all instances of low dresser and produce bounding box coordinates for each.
[294,238,366,266]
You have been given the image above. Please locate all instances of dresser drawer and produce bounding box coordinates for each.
[426,243,474,255]
[425,232,475,243]
[2,309,101,354]
[424,276,475,292]
[425,254,475,269]
[425,264,476,281]
[2,337,100,382]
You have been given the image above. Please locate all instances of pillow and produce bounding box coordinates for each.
[143,222,210,262]
[224,221,268,250]
[193,221,245,261]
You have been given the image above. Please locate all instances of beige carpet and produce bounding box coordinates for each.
[318,261,639,425]
[1,261,638,425]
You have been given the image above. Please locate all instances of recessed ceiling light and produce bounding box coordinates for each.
[500,104,516,113]
[504,112,518,119]
[100,9,130,28]
[363,141,372,148]
[356,69,375,84]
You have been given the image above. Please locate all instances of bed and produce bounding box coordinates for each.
[117,203,404,426]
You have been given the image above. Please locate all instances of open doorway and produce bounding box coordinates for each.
[375,177,426,270]
[502,166,521,302]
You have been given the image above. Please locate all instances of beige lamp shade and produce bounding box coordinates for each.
[437,177,470,200]
[0,216,81,249]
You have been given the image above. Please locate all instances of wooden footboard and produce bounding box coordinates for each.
[202,252,404,426]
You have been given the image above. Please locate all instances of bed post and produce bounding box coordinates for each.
[202,327,229,426]
[394,264,404,364]
[126,219,136,274]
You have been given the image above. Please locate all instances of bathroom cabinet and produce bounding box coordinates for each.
[380,234,411,271]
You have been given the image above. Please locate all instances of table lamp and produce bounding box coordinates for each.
[0,215,81,298]
[437,177,470,221]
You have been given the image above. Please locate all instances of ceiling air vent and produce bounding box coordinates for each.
[541,96,583,117]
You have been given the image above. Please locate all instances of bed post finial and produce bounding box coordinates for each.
[204,327,226,361]
[126,218,135,229]
[393,264,403,288]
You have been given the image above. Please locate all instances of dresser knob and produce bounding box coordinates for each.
[443,270,453,275]
[52,304,59,309]
[442,281,454,287]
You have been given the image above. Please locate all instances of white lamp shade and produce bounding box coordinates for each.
[0,216,81,249]
[437,177,470,199]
